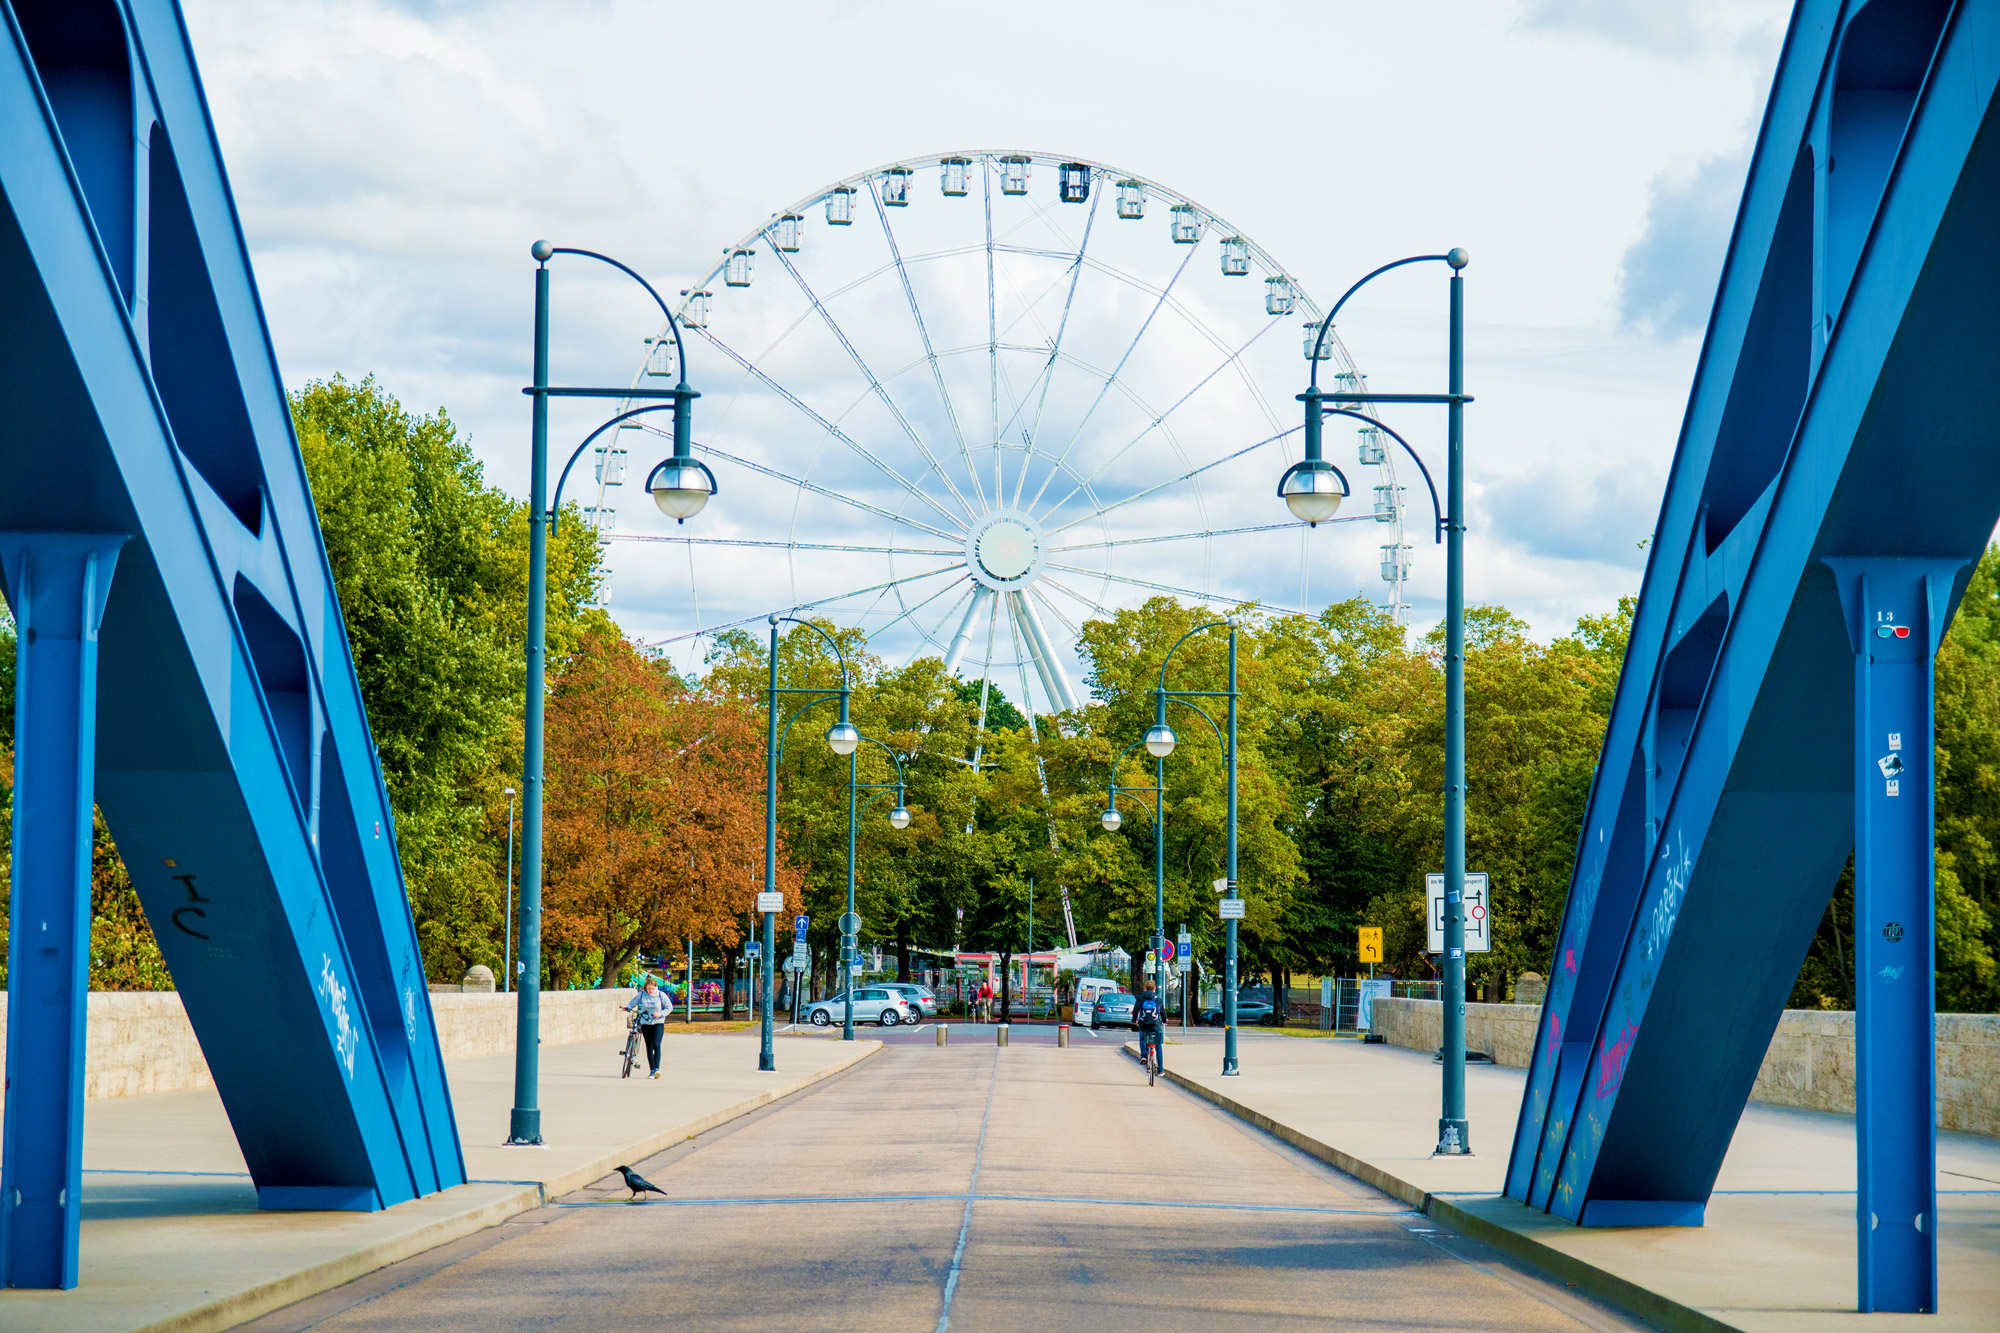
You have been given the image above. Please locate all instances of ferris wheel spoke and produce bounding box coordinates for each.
[667,431,963,543]
[869,180,987,512]
[643,564,964,648]
[1044,425,1302,537]
[1022,241,1202,515]
[609,534,959,557]
[1037,572,1120,625]
[985,163,1003,503]
[1049,521,1339,555]
[691,327,970,533]
[1029,584,1081,641]
[768,248,981,523]
[1011,189,1100,509]
[900,582,979,667]
[1043,562,1296,616]
[869,573,971,649]
[1034,315,1284,525]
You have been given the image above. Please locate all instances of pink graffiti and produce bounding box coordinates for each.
[1563,948,1577,976]
[1595,1023,1638,1098]
[1545,1012,1562,1065]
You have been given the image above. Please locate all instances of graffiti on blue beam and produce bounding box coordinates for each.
[0,0,465,1289]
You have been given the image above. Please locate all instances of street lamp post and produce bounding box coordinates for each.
[510,241,717,1147]
[1151,621,1240,1074]
[844,734,911,1041]
[1287,248,1471,1155]
[760,616,864,1070]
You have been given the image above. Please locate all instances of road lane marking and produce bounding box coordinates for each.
[936,1046,999,1332]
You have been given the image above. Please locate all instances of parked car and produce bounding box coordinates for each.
[1072,977,1126,1028]
[1091,992,1139,1029]
[880,982,938,1018]
[806,988,918,1027]
[1203,993,1277,1026]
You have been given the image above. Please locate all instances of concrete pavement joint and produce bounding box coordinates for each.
[933,1046,999,1333]
[551,1192,1421,1216]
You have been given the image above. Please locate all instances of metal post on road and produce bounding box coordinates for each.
[1286,247,1471,1149]
[509,241,713,1146]
[842,734,911,1040]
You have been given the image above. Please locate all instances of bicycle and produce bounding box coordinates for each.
[620,1014,641,1079]
[1139,1028,1162,1086]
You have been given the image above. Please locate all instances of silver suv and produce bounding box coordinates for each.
[805,988,918,1027]
[880,982,938,1018]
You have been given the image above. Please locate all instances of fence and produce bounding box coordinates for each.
[1273,979,1442,1031]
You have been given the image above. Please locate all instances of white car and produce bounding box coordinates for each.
[805,988,918,1027]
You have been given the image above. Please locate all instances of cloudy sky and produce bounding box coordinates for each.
[182,0,1793,680]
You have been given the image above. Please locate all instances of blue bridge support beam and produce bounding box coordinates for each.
[1829,557,1956,1311]
[0,535,124,1290]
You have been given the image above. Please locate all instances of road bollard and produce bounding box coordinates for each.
[996,1025,1010,1047]
[936,1024,948,1046]
[1056,1024,1070,1048]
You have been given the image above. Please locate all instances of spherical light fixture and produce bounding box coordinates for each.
[825,721,860,755]
[1100,807,1122,832]
[1278,460,1346,527]
[1144,723,1178,758]
[646,457,717,523]
[888,805,912,830]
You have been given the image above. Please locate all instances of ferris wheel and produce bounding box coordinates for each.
[588,150,1411,724]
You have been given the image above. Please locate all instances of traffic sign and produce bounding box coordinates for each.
[838,911,861,935]
[793,914,810,941]
[791,941,810,966]
[1425,873,1492,953]
[1218,898,1245,920]
[1358,927,1383,964]
[745,940,761,959]
[756,891,785,914]
[1159,940,1176,963]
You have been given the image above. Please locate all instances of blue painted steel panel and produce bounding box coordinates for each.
[0,0,463,1288]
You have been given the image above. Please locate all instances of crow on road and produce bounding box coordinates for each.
[615,1165,667,1202]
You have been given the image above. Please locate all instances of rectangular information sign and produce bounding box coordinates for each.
[756,891,785,914]
[1425,873,1491,953]
[1218,898,1245,920]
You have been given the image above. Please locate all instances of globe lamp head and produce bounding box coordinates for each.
[647,458,715,523]
[1144,723,1177,758]
[889,805,912,830]
[1280,464,1344,527]
[1100,807,1122,833]
[825,721,860,756]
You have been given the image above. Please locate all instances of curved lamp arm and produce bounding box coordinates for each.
[774,614,853,696]
[1320,408,1445,545]
[857,732,909,787]
[542,244,688,391]
[549,402,714,536]
[1157,619,1232,693]
[772,692,842,762]
[1162,695,1227,754]
[1308,252,1460,388]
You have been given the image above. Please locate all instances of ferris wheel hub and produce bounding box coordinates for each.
[966,509,1047,589]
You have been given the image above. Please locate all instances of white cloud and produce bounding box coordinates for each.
[180,0,1791,684]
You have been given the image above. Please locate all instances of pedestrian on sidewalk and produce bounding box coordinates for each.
[624,975,673,1079]
[975,978,992,1023]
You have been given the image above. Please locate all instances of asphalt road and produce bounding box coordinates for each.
[243,1043,1653,1332]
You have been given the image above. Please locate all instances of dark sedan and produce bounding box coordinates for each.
[1203,994,1277,1026]
[1091,993,1139,1029]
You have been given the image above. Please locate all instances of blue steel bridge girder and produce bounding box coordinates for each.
[1505,0,2000,1315]
[0,0,463,1289]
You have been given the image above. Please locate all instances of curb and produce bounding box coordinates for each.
[1147,1054,1742,1333]
[134,1041,881,1333]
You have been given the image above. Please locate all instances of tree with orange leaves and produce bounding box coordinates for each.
[542,624,798,986]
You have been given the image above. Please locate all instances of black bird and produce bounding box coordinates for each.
[615,1165,666,1202]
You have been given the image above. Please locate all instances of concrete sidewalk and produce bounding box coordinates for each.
[1146,1032,2000,1331]
[0,1030,878,1333]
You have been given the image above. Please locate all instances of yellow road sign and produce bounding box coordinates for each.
[1358,927,1383,963]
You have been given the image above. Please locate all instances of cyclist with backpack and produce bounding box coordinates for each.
[1134,981,1166,1082]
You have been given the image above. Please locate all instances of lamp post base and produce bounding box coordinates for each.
[1435,1118,1471,1156]
[506,1110,543,1146]
[758,1054,775,1072]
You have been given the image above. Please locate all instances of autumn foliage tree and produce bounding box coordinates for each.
[542,625,798,987]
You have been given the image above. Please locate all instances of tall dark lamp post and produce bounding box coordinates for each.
[1149,621,1240,1075]
[843,733,911,1040]
[759,615,867,1071]
[1285,248,1471,1155]
[509,241,718,1148]
[1100,738,1166,1016]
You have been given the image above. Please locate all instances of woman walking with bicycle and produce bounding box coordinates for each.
[623,975,673,1079]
